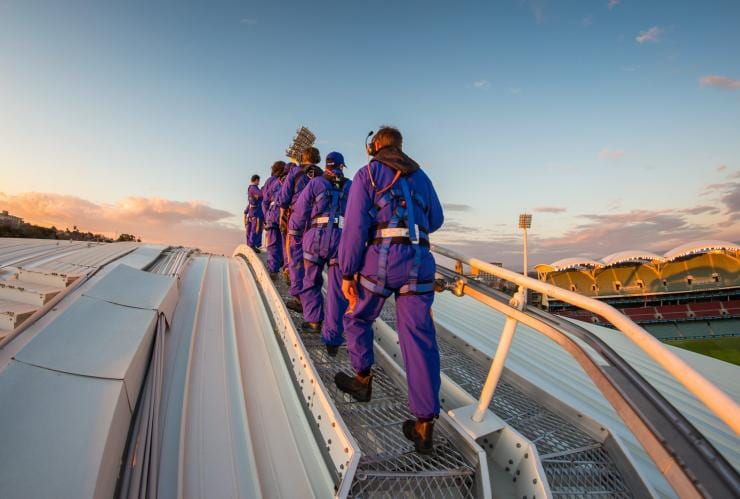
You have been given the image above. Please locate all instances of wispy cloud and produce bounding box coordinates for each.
[509,87,522,95]
[700,75,740,91]
[636,26,663,44]
[240,17,258,25]
[681,205,720,216]
[520,0,547,23]
[533,206,567,213]
[472,80,490,89]
[621,65,639,72]
[581,15,593,27]
[608,0,620,10]
[716,165,727,172]
[0,192,241,254]
[598,148,625,160]
[443,203,473,212]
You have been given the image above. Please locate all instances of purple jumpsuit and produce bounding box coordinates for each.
[277,163,323,296]
[261,175,284,273]
[338,147,444,419]
[245,184,263,249]
[289,170,352,344]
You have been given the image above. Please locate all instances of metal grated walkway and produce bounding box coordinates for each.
[437,331,632,498]
[382,298,633,498]
[259,254,477,498]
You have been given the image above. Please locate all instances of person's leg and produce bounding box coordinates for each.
[394,292,441,419]
[343,284,385,373]
[280,230,289,271]
[245,218,254,247]
[322,264,348,347]
[287,235,305,296]
[300,260,324,324]
[254,216,264,248]
[265,228,282,273]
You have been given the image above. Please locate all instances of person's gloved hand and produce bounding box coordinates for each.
[342,278,358,314]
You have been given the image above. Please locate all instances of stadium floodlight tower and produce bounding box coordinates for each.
[285,126,316,163]
[519,212,532,279]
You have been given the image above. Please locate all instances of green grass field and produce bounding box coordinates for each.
[665,336,740,366]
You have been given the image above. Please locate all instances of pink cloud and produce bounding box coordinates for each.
[700,75,740,91]
[598,148,624,160]
[534,206,567,213]
[636,26,663,44]
[0,192,242,255]
[608,0,620,10]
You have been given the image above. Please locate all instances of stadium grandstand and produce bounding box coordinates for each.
[534,240,740,341]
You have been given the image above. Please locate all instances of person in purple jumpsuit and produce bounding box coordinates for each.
[279,161,298,276]
[277,147,322,313]
[261,161,287,278]
[244,174,264,252]
[289,152,351,346]
[336,127,444,454]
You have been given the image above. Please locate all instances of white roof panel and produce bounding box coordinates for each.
[83,263,178,322]
[15,296,157,407]
[549,257,604,270]
[663,240,740,260]
[601,250,665,265]
[0,361,130,499]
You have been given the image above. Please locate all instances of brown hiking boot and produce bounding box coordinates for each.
[335,371,373,402]
[403,418,435,455]
[301,321,322,334]
[286,298,303,313]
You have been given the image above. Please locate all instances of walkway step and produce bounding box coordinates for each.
[0,280,62,306]
[0,299,39,333]
[16,267,81,289]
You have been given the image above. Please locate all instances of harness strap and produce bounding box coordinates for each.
[303,251,325,265]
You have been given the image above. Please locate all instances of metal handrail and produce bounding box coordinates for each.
[432,244,740,435]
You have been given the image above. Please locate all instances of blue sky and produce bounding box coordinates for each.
[1,0,738,265]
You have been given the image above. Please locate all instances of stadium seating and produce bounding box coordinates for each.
[710,320,740,336]
[644,323,681,339]
[722,299,740,316]
[656,304,690,320]
[623,307,658,322]
[675,321,713,338]
[688,302,723,319]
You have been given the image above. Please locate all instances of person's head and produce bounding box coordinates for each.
[251,174,260,184]
[369,126,403,155]
[325,151,345,172]
[271,161,286,177]
[300,146,320,165]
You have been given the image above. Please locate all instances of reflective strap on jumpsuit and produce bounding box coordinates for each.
[305,179,341,266]
[359,176,435,297]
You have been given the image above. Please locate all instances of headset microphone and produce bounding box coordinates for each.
[365,130,376,156]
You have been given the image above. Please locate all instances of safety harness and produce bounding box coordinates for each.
[359,169,434,297]
[302,174,347,267]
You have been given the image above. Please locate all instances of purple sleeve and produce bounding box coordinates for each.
[249,185,262,202]
[426,177,444,233]
[339,179,352,216]
[288,179,314,235]
[261,179,272,213]
[338,169,373,279]
[277,169,295,209]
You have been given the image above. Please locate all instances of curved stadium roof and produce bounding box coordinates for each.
[663,240,740,261]
[538,240,740,272]
[601,250,666,266]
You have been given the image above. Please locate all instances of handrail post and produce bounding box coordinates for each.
[471,288,526,422]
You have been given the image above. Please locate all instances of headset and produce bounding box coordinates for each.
[364,129,400,192]
[365,130,377,156]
